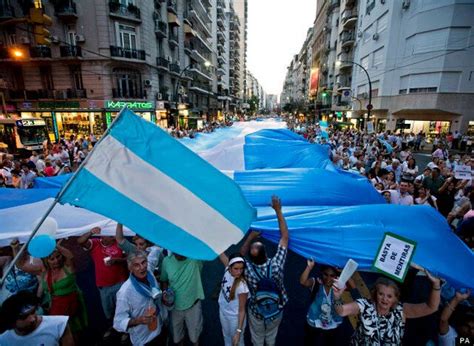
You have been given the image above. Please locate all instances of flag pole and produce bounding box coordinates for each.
[0,108,128,286]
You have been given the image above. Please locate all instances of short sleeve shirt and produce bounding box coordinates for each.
[218,269,249,317]
[352,298,404,346]
[88,238,128,287]
[0,315,68,346]
[160,256,204,311]
[245,245,288,319]
[438,325,457,346]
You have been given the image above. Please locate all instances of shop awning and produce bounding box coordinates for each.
[168,13,181,26]
[392,109,460,118]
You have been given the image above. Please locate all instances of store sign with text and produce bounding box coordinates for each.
[105,101,155,111]
[373,233,417,282]
[38,101,80,109]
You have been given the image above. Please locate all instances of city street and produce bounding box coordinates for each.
[1,0,474,345]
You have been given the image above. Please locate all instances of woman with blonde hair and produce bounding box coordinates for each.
[218,252,249,346]
[332,266,441,345]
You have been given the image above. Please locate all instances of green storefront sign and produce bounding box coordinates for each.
[105,100,155,110]
[38,101,80,109]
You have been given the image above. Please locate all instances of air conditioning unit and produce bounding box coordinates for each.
[402,0,410,9]
[75,34,85,43]
[157,92,163,100]
[20,36,30,44]
[144,79,152,87]
[373,33,379,40]
[51,36,60,44]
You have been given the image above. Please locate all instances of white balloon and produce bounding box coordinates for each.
[35,217,58,237]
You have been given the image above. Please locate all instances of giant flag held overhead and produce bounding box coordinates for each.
[58,108,256,260]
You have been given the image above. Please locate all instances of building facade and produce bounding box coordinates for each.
[282,0,474,134]
[352,0,474,134]
[0,0,247,142]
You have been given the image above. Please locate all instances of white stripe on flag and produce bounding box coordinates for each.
[84,135,244,253]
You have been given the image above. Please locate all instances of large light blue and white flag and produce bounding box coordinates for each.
[58,109,256,260]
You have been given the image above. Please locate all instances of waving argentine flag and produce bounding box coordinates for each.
[58,109,256,260]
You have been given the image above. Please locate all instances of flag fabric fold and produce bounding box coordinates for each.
[58,109,256,260]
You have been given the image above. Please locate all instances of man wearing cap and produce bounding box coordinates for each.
[0,291,74,345]
[239,196,289,346]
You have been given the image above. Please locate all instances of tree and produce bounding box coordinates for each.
[248,95,259,115]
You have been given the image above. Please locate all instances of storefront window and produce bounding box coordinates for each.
[56,112,102,139]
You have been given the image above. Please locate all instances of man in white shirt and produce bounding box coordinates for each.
[35,154,46,173]
[20,164,36,189]
[114,250,166,345]
[0,291,73,346]
[389,181,414,205]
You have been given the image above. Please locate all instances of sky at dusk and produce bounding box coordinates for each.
[246,0,317,97]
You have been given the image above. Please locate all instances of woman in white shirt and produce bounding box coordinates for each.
[218,253,249,346]
[402,157,419,180]
[415,187,438,210]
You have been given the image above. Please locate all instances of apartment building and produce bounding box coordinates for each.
[0,0,246,140]
[352,0,474,134]
[283,0,474,134]
[233,0,247,102]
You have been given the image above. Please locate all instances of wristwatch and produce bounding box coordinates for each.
[236,329,242,333]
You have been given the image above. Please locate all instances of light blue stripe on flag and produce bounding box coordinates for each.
[59,109,256,260]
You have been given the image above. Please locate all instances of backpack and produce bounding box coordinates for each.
[252,264,282,320]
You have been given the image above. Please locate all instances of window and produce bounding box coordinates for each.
[363,25,373,43]
[39,66,54,90]
[372,47,384,67]
[366,0,375,14]
[70,65,83,90]
[113,68,142,98]
[119,25,137,50]
[68,31,76,46]
[408,87,437,93]
[376,12,388,33]
[447,28,470,50]
[399,89,408,94]
[360,55,369,74]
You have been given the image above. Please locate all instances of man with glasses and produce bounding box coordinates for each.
[0,290,74,345]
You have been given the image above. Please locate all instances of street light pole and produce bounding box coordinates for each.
[336,60,372,132]
[173,60,211,129]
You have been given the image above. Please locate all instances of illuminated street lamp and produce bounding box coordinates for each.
[173,60,212,128]
[10,48,25,59]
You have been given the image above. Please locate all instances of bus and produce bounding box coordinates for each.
[0,118,49,157]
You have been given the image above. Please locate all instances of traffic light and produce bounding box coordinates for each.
[321,87,328,98]
[30,7,52,46]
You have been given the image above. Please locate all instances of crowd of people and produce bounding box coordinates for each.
[0,119,473,345]
[168,121,234,139]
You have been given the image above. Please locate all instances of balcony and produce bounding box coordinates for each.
[169,62,180,74]
[168,32,178,48]
[59,45,82,57]
[8,89,84,100]
[112,88,146,99]
[155,20,167,38]
[190,64,212,81]
[110,46,146,60]
[184,41,193,55]
[328,0,340,11]
[0,3,15,19]
[109,1,141,21]
[167,0,177,14]
[54,89,87,99]
[29,46,52,58]
[341,9,357,28]
[156,56,169,70]
[54,1,78,21]
[341,31,355,48]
